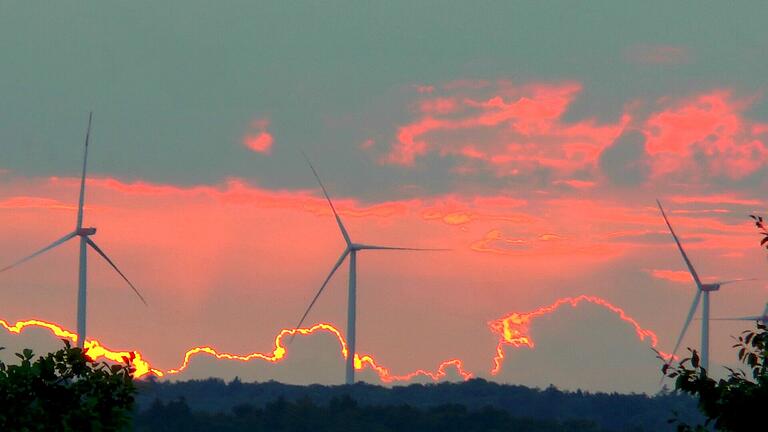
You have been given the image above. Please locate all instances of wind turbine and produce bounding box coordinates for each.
[0,113,147,349]
[710,302,768,324]
[657,199,752,371]
[291,157,445,385]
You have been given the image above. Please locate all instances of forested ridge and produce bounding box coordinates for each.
[134,378,702,431]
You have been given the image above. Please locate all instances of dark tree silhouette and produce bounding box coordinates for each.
[0,340,136,431]
[749,214,768,250]
[661,323,768,431]
[658,215,768,431]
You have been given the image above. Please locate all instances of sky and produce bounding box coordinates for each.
[1,1,768,393]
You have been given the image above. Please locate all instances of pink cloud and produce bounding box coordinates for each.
[379,80,768,188]
[646,269,692,283]
[644,91,768,179]
[0,169,763,385]
[243,118,274,154]
[0,196,76,211]
[668,194,762,206]
[383,80,627,179]
[244,133,273,154]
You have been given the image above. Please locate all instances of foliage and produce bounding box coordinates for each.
[135,378,701,431]
[133,394,610,432]
[658,215,768,431]
[661,322,768,431]
[0,340,137,431]
[749,214,768,250]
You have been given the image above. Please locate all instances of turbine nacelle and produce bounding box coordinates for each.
[77,227,97,236]
[701,283,721,292]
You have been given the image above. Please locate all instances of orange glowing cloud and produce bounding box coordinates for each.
[0,167,758,387]
[380,80,768,189]
[243,118,274,154]
[0,196,77,210]
[382,80,628,180]
[646,269,693,284]
[0,317,470,384]
[44,176,418,220]
[488,295,672,374]
[644,91,768,180]
[421,200,531,227]
[1,293,671,385]
[667,194,762,207]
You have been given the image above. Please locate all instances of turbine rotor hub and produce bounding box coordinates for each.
[77,227,97,236]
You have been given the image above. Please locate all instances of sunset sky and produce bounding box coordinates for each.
[1,1,768,393]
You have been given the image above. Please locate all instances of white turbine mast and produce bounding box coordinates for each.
[0,112,147,349]
[291,155,446,385]
[657,199,753,371]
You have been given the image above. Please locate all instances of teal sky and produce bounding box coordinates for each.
[2,1,767,193]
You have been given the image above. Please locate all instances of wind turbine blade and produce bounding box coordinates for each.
[76,112,93,229]
[86,238,148,306]
[717,278,758,286]
[290,249,350,342]
[709,316,762,321]
[668,289,702,363]
[356,244,450,251]
[0,231,77,273]
[302,152,352,246]
[657,200,704,289]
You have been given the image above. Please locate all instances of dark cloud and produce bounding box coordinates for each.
[599,130,650,186]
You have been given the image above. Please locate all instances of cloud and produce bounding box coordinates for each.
[0,170,761,392]
[598,129,650,186]
[644,91,768,180]
[0,196,76,211]
[489,301,664,393]
[668,194,763,206]
[646,269,693,283]
[243,118,274,154]
[244,133,273,154]
[376,80,768,191]
[420,196,530,227]
[468,228,618,258]
[552,179,597,189]
[383,81,627,182]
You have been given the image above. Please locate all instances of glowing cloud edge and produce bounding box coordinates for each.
[0,295,670,384]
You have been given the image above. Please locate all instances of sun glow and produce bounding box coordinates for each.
[1,295,668,383]
[488,295,674,374]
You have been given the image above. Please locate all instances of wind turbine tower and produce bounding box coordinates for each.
[657,200,752,371]
[0,113,147,348]
[292,158,445,385]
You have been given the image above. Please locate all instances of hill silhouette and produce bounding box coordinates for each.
[135,378,702,431]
